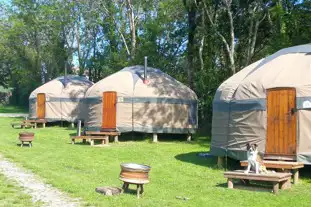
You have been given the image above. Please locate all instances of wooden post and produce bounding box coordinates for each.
[217,156,225,168]
[293,169,299,184]
[273,182,279,194]
[43,123,46,128]
[77,120,82,136]
[227,178,233,189]
[90,139,94,146]
[187,134,191,142]
[114,136,119,143]
[281,178,291,189]
[153,133,158,142]
[71,122,75,128]
[34,123,37,129]
[137,184,141,198]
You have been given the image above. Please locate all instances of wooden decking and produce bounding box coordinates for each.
[224,170,292,194]
[240,160,304,184]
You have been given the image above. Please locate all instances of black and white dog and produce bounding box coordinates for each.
[244,143,259,174]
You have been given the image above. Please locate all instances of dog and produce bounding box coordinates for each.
[244,143,259,174]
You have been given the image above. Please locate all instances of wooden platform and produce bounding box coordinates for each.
[85,131,120,136]
[71,136,109,146]
[240,160,304,184]
[224,170,292,194]
[85,131,121,142]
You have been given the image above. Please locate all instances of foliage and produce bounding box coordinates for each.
[0,0,310,132]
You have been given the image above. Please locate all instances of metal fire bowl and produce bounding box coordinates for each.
[120,163,151,173]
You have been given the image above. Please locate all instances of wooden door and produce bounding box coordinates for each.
[265,88,297,160]
[37,93,46,119]
[102,91,117,129]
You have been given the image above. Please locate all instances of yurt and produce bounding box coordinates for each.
[84,65,198,135]
[29,75,93,122]
[211,44,311,164]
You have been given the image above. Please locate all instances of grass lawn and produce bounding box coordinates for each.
[0,105,27,113]
[0,173,40,206]
[1,117,311,207]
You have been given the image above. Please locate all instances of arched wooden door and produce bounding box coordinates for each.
[265,88,297,160]
[102,91,117,130]
[37,93,46,119]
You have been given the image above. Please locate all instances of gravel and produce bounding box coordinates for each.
[0,155,80,207]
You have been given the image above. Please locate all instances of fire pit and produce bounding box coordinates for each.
[19,132,34,147]
[119,163,151,198]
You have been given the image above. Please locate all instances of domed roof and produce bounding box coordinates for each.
[215,44,311,101]
[86,65,197,100]
[29,75,93,98]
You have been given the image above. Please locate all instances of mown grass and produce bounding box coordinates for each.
[0,173,40,206]
[0,105,27,113]
[1,117,311,207]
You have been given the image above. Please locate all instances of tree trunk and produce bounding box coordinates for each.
[184,1,197,89]
[126,0,136,58]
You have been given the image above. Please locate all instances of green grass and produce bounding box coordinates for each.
[1,117,311,206]
[0,173,40,206]
[0,105,27,113]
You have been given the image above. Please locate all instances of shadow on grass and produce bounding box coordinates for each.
[215,181,273,193]
[175,151,243,170]
[298,165,311,180]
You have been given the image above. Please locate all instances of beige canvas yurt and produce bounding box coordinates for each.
[84,65,198,135]
[211,44,311,164]
[29,75,93,122]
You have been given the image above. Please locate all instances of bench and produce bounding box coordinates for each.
[11,122,35,129]
[85,131,121,142]
[224,170,292,194]
[23,119,47,128]
[71,136,109,146]
[240,160,304,184]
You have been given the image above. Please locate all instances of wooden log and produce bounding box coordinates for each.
[137,184,141,198]
[228,178,233,189]
[293,169,299,184]
[281,178,291,190]
[273,182,279,194]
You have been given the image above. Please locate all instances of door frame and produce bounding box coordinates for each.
[101,91,117,130]
[265,87,298,161]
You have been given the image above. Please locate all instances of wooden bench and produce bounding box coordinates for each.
[71,136,109,146]
[240,160,304,184]
[23,119,47,128]
[224,170,292,194]
[85,131,121,142]
[11,122,35,129]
